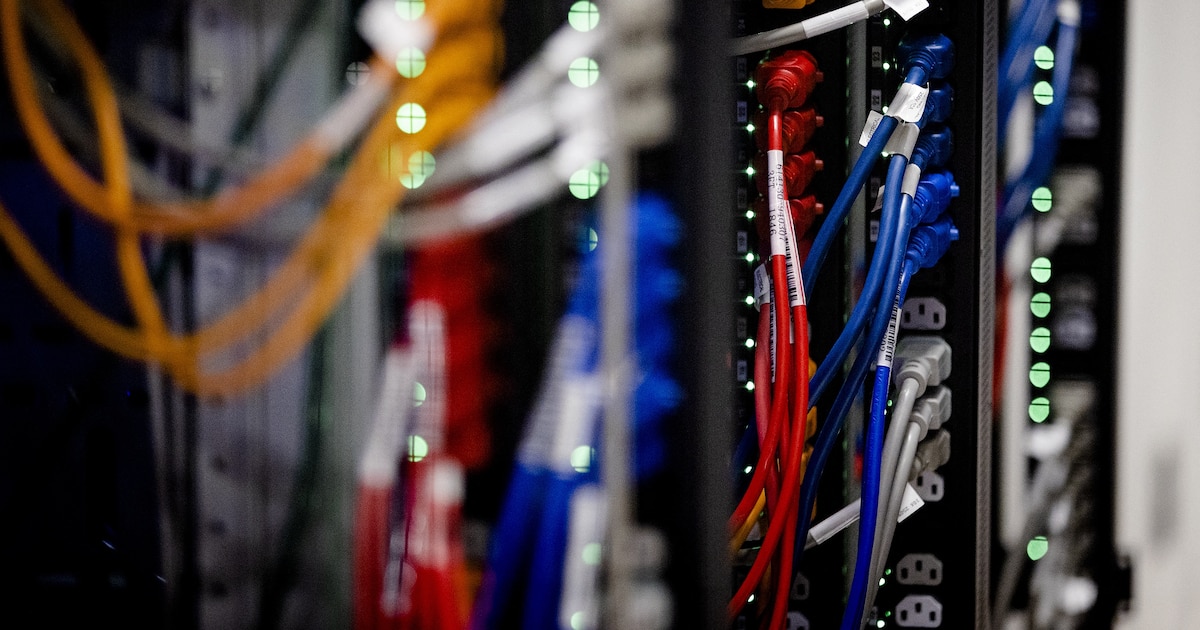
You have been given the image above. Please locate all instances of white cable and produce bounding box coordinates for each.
[387,127,607,245]
[730,0,887,56]
[415,82,606,195]
[473,25,602,128]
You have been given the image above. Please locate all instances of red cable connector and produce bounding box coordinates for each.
[754,151,824,197]
[754,108,824,154]
[755,50,823,110]
[755,195,824,246]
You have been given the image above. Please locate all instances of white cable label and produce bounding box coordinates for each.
[875,288,903,368]
[896,482,926,522]
[754,264,771,310]
[767,149,788,258]
[859,111,886,147]
[883,122,921,157]
[782,201,806,307]
[882,0,930,21]
[769,296,777,383]
[872,185,887,213]
[888,83,929,123]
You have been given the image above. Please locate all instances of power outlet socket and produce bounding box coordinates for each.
[790,573,810,601]
[914,471,945,502]
[786,611,810,630]
[895,595,943,627]
[900,297,947,330]
[896,553,944,585]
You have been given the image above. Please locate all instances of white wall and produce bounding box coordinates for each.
[1116,1,1200,627]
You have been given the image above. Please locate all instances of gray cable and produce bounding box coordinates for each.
[864,421,922,621]
[867,379,921,583]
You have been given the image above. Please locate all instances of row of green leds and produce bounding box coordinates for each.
[1025,45,1057,565]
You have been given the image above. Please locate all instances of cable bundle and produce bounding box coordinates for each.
[0,0,501,396]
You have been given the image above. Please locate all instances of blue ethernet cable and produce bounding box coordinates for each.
[805,33,954,307]
[998,2,1079,251]
[795,171,958,571]
[840,155,913,630]
[804,32,955,296]
[807,95,955,402]
[808,162,902,403]
[795,187,914,571]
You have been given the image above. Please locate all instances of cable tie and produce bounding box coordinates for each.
[901,163,923,197]
[883,122,921,158]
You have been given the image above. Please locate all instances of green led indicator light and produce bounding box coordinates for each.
[1030,327,1052,353]
[395,102,426,134]
[401,150,436,189]
[744,465,753,474]
[590,160,610,186]
[745,381,756,391]
[568,161,608,199]
[745,210,756,221]
[568,1,600,32]
[407,435,429,462]
[1034,45,1055,70]
[1029,397,1051,423]
[882,62,891,72]
[412,381,427,407]
[1033,80,1054,106]
[1032,186,1053,212]
[582,542,602,566]
[568,57,600,88]
[395,0,425,20]
[877,621,886,629]
[744,296,755,306]
[1030,362,1051,388]
[883,18,892,27]
[1027,536,1049,561]
[746,123,756,133]
[746,80,757,89]
[745,165,756,177]
[587,227,599,252]
[745,338,756,349]
[570,445,594,472]
[1031,257,1052,283]
[395,47,426,78]
[1031,292,1052,318]
[570,612,587,630]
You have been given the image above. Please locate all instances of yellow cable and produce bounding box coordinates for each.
[730,491,767,556]
[0,0,501,394]
[4,0,366,236]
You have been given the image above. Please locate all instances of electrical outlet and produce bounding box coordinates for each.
[901,297,947,330]
[894,595,943,628]
[914,471,945,502]
[790,573,810,600]
[786,611,810,630]
[896,553,944,585]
